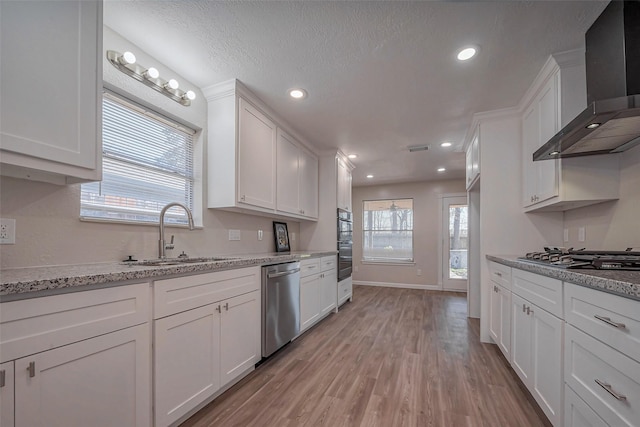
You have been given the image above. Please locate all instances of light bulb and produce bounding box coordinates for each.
[166,79,179,90]
[145,67,159,79]
[120,51,136,65]
[457,47,477,61]
[185,90,196,101]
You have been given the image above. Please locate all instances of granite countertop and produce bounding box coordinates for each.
[487,255,640,301]
[0,251,337,300]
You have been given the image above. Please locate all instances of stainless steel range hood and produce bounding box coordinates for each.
[534,0,640,161]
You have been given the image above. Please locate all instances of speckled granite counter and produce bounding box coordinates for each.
[487,255,640,301]
[0,251,336,300]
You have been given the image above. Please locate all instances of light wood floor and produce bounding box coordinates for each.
[181,285,550,427]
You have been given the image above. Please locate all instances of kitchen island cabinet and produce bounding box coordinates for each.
[0,0,102,185]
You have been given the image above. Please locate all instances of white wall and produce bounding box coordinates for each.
[351,179,466,288]
[562,144,640,249]
[0,27,301,269]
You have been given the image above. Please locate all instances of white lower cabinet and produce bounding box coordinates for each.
[153,267,261,427]
[511,285,563,426]
[564,385,608,427]
[489,283,511,361]
[300,256,337,333]
[15,324,150,427]
[0,361,14,427]
[337,276,353,307]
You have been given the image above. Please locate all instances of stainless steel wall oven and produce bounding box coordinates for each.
[337,209,353,281]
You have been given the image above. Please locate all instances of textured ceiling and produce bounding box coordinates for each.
[104,0,608,186]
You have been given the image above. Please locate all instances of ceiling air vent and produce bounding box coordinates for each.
[408,144,429,152]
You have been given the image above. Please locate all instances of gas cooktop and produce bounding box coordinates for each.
[518,247,640,271]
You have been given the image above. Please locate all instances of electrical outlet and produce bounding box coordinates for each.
[563,228,569,242]
[258,229,263,241]
[228,229,241,241]
[0,218,16,244]
[353,266,359,272]
[290,232,295,242]
[417,269,422,276]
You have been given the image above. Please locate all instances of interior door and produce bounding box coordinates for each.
[442,195,468,291]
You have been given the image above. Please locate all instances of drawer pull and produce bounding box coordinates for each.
[595,379,627,401]
[495,272,502,277]
[522,304,526,313]
[27,361,35,378]
[594,315,626,329]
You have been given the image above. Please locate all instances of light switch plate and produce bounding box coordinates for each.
[0,218,16,244]
[563,228,569,242]
[257,229,263,241]
[578,227,586,242]
[228,229,241,241]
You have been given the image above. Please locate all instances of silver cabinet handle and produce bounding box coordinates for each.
[27,361,35,378]
[594,315,626,329]
[216,305,221,313]
[526,306,532,315]
[0,370,5,387]
[522,304,526,313]
[224,303,229,311]
[495,272,502,277]
[595,379,627,401]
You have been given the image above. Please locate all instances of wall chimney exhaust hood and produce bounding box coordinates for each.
[534,0,640,161]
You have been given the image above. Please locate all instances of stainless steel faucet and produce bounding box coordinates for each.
[159,202,195,259]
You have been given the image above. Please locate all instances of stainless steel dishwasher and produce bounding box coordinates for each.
[262,261,301,357]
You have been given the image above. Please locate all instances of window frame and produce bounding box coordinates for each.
[362,198,415,264]
[80,90,198,227]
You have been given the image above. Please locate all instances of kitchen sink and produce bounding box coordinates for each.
[129,257,238,266]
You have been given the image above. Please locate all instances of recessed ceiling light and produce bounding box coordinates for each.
[366,174,374,179]
[457,46,477,61]
[440,142,452,148]
[550,151,560,156]
[437,167,446,172]
[348,154,358,159]
[586,123,601,129]
[289,88,307,99]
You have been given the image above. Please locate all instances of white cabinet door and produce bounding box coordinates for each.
[522,104,539,206]
[511,293,532,384]
[0,361,14,427]
[154,305,220,427]
[471,133,480,179]
[337,158,352,212]
[300,274,321,332]
[530,301,563,426]
[299,149,319,218]
[220,291,261,387]
[0,0,102,184]
[15,324,150,427]
[237,97,276,210]
[489,284,501,344]
[564,385,608,427]
[276,129,301,215]
[466,146,474,189]
[535,74,560,203]
[498,286,512,361]
[319,269,337,317]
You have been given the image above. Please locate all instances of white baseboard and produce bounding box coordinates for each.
[353,280,440,291]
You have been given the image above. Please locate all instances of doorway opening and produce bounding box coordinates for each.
[441,195,468,292]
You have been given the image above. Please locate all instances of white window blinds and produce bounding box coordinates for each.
[81,93,195,225]
[363,199,414,262]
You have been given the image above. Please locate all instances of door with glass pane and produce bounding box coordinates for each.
[442,196,468,291]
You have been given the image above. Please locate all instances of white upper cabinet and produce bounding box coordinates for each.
[276,129,318,219]
[337,156,353,212]
[465,128,480,190]
[204,79,318,220]
[521,50,619,212]
[0,0,102,185]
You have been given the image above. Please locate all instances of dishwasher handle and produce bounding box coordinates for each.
[267,268,300,279]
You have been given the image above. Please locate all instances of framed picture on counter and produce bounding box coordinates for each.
[273,221,290,252]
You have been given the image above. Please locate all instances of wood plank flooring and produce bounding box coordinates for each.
[181,285,550,427]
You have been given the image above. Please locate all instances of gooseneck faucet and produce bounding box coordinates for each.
[159,202,195,259]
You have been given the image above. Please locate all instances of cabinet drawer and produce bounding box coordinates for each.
[300,258,321,278]
[0,282,150,363]
[564,283,640,363]
[338,277,352,306]
[320,255,337,272]
[564,384,608,427]
[565,325,640,427]
[153,267,260,319]
[512,268,562,318]
[489,261,511,289]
